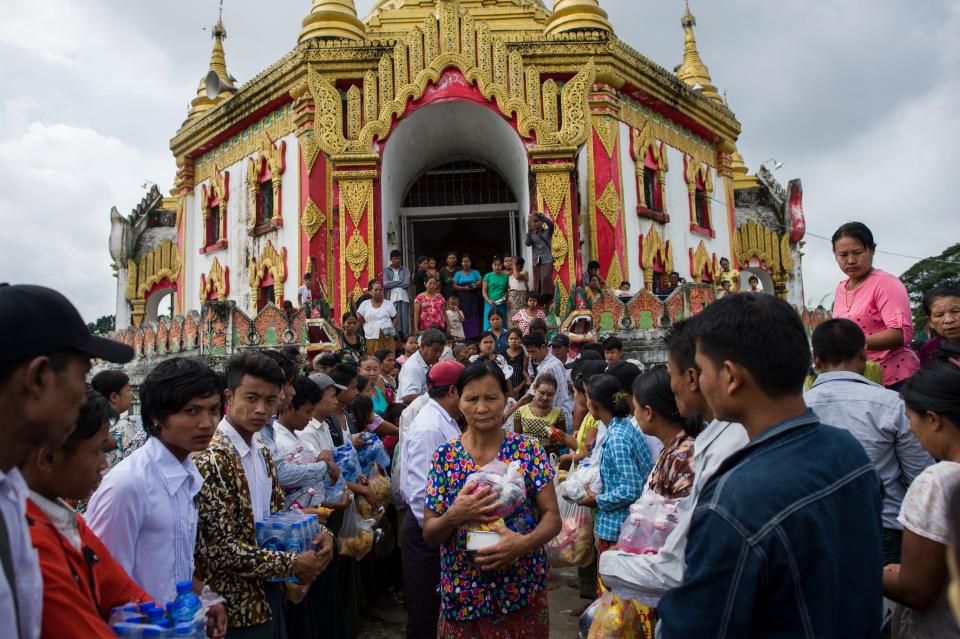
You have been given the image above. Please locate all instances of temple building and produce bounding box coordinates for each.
[109,0,806,333]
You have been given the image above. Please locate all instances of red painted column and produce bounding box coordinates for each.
[587,85,628,289]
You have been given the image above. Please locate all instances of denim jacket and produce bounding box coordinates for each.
[658,410,883,639]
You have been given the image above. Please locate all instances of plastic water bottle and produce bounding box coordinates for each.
[255,521,268,546]
[269,522,287,551]
[173,622,199,637]
[171,580,201,627]
[287,522,304,553]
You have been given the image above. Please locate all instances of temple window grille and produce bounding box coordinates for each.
[258,179,274,224]
[403,160,515,207]
[694,188,710,229]
[208,205,221,244]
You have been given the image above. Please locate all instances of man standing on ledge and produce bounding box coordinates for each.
[525,212,555,305]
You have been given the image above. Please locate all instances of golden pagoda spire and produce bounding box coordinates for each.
[676,1,721,103]
[545,0,612,36]
[299,0,366,43]
[186,11,236,122]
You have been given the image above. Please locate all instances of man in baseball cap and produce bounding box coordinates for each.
[0,283,133,639]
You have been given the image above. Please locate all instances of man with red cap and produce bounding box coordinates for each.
[0,284,133,639]
[398,360,464,639]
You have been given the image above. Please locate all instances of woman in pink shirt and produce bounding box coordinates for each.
[831,222,920,389]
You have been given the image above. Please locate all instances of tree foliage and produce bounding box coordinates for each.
[87,315,116,335]
[901,243,960,333]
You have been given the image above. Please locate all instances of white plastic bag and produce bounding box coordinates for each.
[546,493,595,567]
[559,460,602,503]
[338,500,375,560]
[462,460,526,519]
[617,494,680,555]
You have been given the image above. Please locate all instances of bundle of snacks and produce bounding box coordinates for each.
[338,501,375,560]
[462,460,526,519]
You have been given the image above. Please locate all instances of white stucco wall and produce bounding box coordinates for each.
[380,100,530,263]
[184,130,300,317]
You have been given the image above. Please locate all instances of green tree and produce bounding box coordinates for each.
[900,243,960,334]
[86,315,116,335]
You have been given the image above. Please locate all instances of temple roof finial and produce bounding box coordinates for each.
[545,0,612,37]
[299,0,366,43]
[186,4,237,123]
[676,2,722,104]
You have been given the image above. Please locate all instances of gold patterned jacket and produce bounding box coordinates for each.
[192,430,297,629]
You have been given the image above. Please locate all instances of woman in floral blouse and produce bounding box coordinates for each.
[422,361,561,639]
[414,274,447,333]
[632,369,703,499]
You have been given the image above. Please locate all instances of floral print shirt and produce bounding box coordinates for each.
[645,431,695,500]
[425,432,555,621]
[415,292,447,331]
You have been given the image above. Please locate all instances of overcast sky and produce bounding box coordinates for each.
[1,0,956,320]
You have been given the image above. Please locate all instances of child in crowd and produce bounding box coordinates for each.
[603,335,624,364]
[618,281,632,302]
[507,256,529,322]
[414,275,446,334]
[351,393,399,440]
[427,257,440,282]
[513,374,565,449]
[22,387,165,639]
[445,294,465,340]
[396,334,418,367]
[747,275,761,292]
[504,327,530,399]
[87,358,227,610]
[884,361,960,638]
[513,292,546,336]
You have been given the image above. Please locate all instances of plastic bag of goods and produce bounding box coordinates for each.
[367,465,392,505]
[617,495,680,556]
[333,443,362,482]
[323,474,347,505]
[356,495,385,526]
[462,460,526,519]
[586,591,656,639]
[547,496,595,567]
[338,500,375,560]
[559,460,602,503]
[356,433,391,475]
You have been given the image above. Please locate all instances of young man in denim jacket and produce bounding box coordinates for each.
[658,294,883,638]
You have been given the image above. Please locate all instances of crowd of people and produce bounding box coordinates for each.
[2,219,960,639]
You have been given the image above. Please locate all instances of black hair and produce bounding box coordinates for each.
[329,363,358,392]
[446,251,458,260]
[492,254,503,264]
[303,272,312,280]
[507,327,523,339]
[526,292,539,302]
[811,319,866,366]
[90,369,130,400]
[384,403,405,425]
[350,394,376,430]
[226,350,286,393]
[587,260,600,271]
[420,328,447,347]
[447,292,459,301]
[831,222,876,252]
[262,349,298,384]
[290,376,321,410]
[572,361,608,392]
[669,271,680,278]
[487,310,503,320]
[356,374,370,394]
[374,348,394,362]
[603,336,623,351]
[367,279,383,290]
[416,255,429,265]
[619,281,630,288]
[901,361,960,427]
[528,319,547,333]
[581,342,604,356]
[281,345,301,362]
[606,360,641,396]
[632,369,698,436]
[586,374,632,418]
[922,286,960,316]
[514,257,525,268]
[342,311,359,323]
[282,300,294,310]
[478,331,496,343]
[390,249,402,259]
[667,318,699,372]
[522,332,546,348]
[456,360,509,396]
[142,357,224,436]
[748,275,759,283]
[695,294,811,398]
[720,257,730,264]
[532,372,558,390]
[61,385,117,454]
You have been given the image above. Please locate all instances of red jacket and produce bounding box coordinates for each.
[26,498,151,639]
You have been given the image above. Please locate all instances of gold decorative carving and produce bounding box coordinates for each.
[125,239,181,326]
[536,172,569,220]
[363,70,378,127]
[346,85,362,139]
[199,258,229,303]
[307,69,349,159]
[195,105,294,183]
[735,219,794,277]
[596,182,622,228]
[605,259,624,291]
[690,240,716,283]
[301,196,326,239]
[621,99,715,166]
[201,167,229,245]
[340,179,372,226]
[542,79,558,131]
[551,225,568,268]
[593,116,618,158]
[246,134,286,229]
[345,230,368,277]
[640,225,673,290]
[248,240,288,305]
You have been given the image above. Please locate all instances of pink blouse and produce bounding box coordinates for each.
[832,269,920,386]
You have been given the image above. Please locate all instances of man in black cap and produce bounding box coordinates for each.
[0,283,133,639]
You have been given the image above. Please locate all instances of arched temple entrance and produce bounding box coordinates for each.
[380,100,530,273]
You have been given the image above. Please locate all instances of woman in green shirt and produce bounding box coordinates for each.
[482,255,510,331]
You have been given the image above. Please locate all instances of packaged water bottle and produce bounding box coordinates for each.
[171,580,201,627]
[173,622,195,637]
[255,521,268,546]
[112,622,142,637]
[287,523,304,553]
[269,522,287,551]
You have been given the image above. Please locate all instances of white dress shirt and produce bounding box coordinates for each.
[29,492,80,550]
[299,418,336,453]
[0,467,42,639]
[598,420,749,603]
[86,436,204,603]
[397,350,430,401]
[218,419,272,522]
[399,399,461,525]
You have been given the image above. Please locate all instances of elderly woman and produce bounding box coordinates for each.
[422,361,561,639]
[831,222,920,390]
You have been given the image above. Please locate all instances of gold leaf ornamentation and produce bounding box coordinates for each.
[596,182,622,228]
[301,197,326,240]
[345,231,368,277]
[536,172,568,218]
[340,180,371,227]
[593,117,617,158]
[606,259,624,291]
[551,225,568,268]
